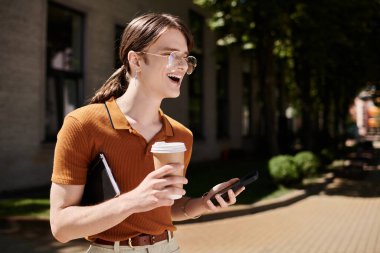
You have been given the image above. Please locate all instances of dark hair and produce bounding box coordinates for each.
[89,13,194,104]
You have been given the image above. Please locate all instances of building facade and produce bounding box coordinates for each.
[0,0,255,192]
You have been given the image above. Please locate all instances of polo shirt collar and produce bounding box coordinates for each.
[105,97,174,136]
[159,109,174,137]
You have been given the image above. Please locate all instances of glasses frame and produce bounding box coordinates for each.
[138,51,197,75]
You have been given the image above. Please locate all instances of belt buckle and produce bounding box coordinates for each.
[150,235,156,244]
[128,238,134,249]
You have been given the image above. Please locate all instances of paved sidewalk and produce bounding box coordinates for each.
[177,194,380,252]
[175,169,380,253]
[1,170,379,253]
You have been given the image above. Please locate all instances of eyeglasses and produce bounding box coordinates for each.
[139,51,197,75]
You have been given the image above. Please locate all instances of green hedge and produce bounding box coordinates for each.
[269,151,321,185]
[294,151,320,177]
[268,155,300,185]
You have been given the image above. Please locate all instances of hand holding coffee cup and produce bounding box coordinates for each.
[151,142,187,200]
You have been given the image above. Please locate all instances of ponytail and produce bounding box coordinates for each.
[89,66,129,104]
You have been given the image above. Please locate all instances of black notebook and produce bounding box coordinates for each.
[80,153,121,206]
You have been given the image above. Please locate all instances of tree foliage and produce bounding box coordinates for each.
[195,0,380,152]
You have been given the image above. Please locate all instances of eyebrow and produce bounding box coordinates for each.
[158,47,189,55]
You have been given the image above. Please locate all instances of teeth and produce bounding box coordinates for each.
[168,74,181,79]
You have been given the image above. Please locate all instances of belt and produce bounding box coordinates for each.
[93,231,173,248]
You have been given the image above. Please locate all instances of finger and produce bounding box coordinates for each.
[227,189,236,205]
[211,178,239,193]
[235,186,245,197]
[157,187,186,199]
[215,194,228,208]
[155,176,188,189]
[228,178,240,184]
[202,191,212,201]
[150,164,184,179]
[206,199,219,212]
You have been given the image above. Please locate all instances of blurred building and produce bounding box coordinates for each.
[0,0,258,192]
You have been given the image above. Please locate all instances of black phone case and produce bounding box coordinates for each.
[210,170,259,206]
[80,153,120,206]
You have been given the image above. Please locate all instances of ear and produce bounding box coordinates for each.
[127,51,141,71]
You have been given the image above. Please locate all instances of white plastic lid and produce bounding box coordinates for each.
[151,141,187,153]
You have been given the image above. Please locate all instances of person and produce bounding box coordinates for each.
[50,12,245,253]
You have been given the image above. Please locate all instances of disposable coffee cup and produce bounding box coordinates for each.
[151,142,187,200]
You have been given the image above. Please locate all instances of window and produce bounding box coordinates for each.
[45,2,84,141]
[216,50,230,138]
[188,11,204,138]
[114,25,125,69]
[242,72,252,136]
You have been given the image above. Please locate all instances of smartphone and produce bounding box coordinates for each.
[210,170,259,206]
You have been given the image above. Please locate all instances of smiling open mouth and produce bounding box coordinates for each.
[168,74,181,83]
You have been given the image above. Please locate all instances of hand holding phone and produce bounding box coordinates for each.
[210,170,258,206]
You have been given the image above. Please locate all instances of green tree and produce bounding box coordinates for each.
[195,0,380,153]
[195,0,292,154]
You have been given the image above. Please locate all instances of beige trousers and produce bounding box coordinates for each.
[86,238,180,253]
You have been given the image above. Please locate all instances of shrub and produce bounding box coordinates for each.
[294,151,320,177]
[268,155,300,185]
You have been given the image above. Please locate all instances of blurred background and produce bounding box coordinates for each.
[1,0,380,252]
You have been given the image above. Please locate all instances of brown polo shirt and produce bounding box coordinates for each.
[51,97,193,241]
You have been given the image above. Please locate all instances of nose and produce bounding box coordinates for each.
[170,58,188,74]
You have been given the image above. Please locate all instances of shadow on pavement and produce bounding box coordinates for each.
[0,219,87,253]
[325,144,380,198]
[324,169,380,198]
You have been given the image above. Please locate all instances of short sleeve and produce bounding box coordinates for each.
[51,116,92,185]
